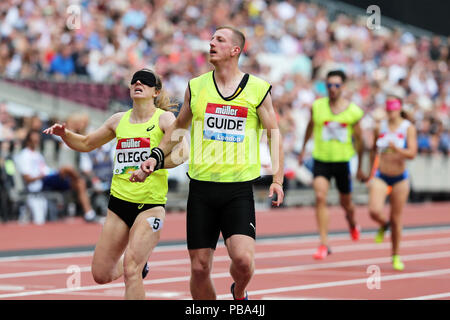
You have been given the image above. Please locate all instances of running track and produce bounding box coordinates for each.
[0,202,449,300]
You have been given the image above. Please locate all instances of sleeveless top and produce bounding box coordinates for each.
[312,97,364,162]
[111,108,168,204]
[188,71,271,182]
[376,119,411,153]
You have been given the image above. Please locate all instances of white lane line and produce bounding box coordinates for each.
[0,251,94,263]
[1,250,450,299]
[60,289,187,299]
[0,266,92,279]
[2,225,450,263]
[0,285,25,291]
[256,226,450,246]
[403,292,450,300]
[217,268,450,300]
[2,236,450,280]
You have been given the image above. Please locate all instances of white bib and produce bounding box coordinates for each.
[322,121,348,143]
[376,120,410,153]
[113,137,151,175]
[203,103,248,143]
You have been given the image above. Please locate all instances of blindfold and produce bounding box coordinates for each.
[131,71,157,87]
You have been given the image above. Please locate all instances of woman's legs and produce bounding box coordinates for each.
[389,179,410,270]
[123,206,165,299]
[91,209,129,284]
[368,178,390,243]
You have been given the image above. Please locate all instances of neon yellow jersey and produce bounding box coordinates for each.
[111,108,168,204]
[312,97,364,162]
[188,71,271,182]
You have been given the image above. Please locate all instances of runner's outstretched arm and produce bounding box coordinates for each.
[43,113,120,152]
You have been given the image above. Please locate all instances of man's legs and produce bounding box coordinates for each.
[340,192,360,240]
[189,248,216,300]
[335,161,359,240]
[313,176,330,246]
[226,235,255,299]
[340,193,356,227]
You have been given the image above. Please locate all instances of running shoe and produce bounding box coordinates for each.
[313,245,331,260]
[142,262,149,279]
[392,255,404,271]
[230,282,248,300]
[375,222,390,244]
[350,225,361,241]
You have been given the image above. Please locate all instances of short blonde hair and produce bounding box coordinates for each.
[216,26,245,55]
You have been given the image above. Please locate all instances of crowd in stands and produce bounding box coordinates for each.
[0,0,449,223]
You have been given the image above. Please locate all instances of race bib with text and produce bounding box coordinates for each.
[376,132,405,152]
[322,121,348,143]
[113,137,150,175]
[203,103,248,143]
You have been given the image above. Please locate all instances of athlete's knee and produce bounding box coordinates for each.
[91,266,113,285]
[315,192,327,205]
[190,256,212,279]
[389,214,402,226]
[231,252,254,276]
[123,251,141,282]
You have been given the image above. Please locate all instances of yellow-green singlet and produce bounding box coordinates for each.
[111,108,168,204]
[188,71,271,182]
[312,97,364,162]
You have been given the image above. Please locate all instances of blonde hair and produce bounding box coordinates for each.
[138,68,179,112]
[216,26,245,54]
[155,89,179,112]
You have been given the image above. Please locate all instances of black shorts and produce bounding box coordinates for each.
[313,159,352,194]
[107,194,165,229]
[186,178,256,250]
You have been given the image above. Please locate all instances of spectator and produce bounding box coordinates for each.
[438,127,450,156]
[49,46,75,77]
[417,120,432,154]
[79,141,114,216]
[0,0,447,181]
[15,129,97,223]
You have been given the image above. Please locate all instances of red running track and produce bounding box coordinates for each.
[0,202,449,300]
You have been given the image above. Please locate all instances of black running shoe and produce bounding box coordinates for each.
[142,262,149,279]
[231,282,248,300]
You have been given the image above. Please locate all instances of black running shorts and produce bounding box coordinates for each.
[313,159,352,194]
[107,194,165,229]
[186,178,256,250]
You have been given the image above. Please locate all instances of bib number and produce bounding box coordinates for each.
[203,103,248,143]
[322,121,348,143]
[146,217,163,232]
[376,133,405,152]
[113,138,150,175]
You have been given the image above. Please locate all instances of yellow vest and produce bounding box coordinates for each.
[111,108,168,204]
[188,71,271,182]
[312,97,364,162]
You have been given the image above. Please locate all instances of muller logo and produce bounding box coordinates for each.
[120,138,141,149]
[215,105,238,116]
